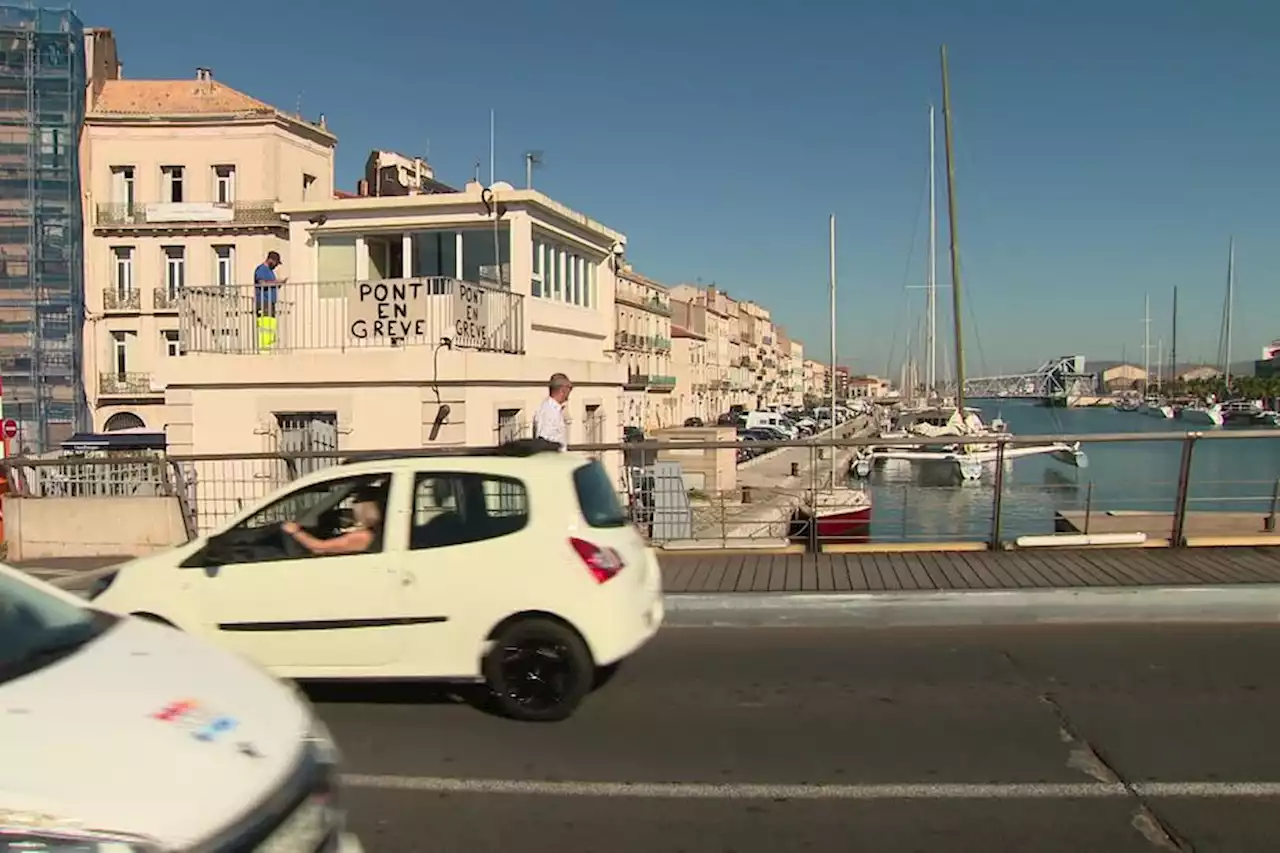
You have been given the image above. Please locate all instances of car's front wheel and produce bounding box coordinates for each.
[482,618,593,722]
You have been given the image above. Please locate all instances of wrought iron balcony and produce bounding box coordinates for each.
[98,371,158,396]
[103,288,141,312]
[95,200,283,229]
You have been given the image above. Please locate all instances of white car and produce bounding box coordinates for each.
[93,444,665,722]
[0,563,360,852]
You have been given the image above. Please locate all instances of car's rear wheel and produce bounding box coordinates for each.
[482,618,592,722]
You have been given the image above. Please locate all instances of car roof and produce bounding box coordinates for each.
[306,445,596,483]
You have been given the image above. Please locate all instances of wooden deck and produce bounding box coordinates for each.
[660,547,1280,593]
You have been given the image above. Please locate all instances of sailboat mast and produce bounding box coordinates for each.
[829,213,838,486]
[1142,293,1151,395]
[1224,237,1234,390]
[1156,338,1163,391]
[939,45,967,413]
[1171,286,1178,385]
[927,104,937,399]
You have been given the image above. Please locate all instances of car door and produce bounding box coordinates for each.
[393,470,534,677]
[188,469,416,671]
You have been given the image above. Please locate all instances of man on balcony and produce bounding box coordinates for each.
[253,251,286,350]
[532,373,572,450]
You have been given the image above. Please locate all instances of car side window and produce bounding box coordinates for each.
[196,473,391,566]
[410,472,529,550]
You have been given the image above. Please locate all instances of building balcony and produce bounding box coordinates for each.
[98,371,160,397]
[94,200,283,231]
[648,375,676,393]
[103,288,141,313]
[153,286,180,312]
[177,278,524,355]
[616,291,672,316]
[625,372,649,391]
[654,335,671,352]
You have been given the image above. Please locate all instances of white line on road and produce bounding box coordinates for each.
[341,775,1280,800]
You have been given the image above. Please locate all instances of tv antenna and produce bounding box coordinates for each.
[524,150,545,189]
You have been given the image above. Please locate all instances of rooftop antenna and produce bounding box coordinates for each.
[473,160,481,183]
[524,149,544,189]
[295,91,303,117]
[489,109,496,186]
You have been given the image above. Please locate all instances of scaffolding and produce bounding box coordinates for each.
[0,5,85,452]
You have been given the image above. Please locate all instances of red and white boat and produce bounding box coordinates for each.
[791,486,873,543]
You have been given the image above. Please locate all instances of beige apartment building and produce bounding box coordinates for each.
[83,64,337,431]
[803,358,830,402]
[849,375,892,398]
[780,335,804,406]
[81,57,627,500]
[162,178,627,465]
[670,297,708,423]
[613,266,675,430]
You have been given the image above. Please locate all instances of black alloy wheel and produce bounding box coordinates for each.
[483,618,593,722]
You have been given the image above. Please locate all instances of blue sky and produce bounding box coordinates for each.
[71,0,1280,375]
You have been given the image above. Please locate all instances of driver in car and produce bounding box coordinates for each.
[282,487,383,556]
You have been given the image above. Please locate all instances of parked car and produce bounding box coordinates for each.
[0,563,361,852]
[91,442,666,723]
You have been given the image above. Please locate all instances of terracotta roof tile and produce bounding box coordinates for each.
[91,80,276,117]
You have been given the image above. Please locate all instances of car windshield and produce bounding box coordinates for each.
[573,461,629,528]
[0,567,108,685]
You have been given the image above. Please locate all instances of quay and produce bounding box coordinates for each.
[679,417,874,548]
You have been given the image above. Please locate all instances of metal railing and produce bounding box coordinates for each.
[102,288,141,312]
[153,286,179,311]
[98,372,157,396]
[177,278,525,355]
[5,429,1280,550]
[95,201,282,228]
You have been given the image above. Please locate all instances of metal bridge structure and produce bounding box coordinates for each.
[941,355,1099,400]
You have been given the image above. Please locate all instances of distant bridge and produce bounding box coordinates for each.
[941,355,1099,400]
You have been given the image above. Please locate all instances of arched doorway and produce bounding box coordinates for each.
[103,411,145,432]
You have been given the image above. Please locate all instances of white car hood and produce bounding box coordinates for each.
[0,616,309,849]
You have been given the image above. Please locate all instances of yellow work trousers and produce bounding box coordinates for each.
[257,315,277,350]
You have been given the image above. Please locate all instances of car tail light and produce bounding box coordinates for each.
[570,537,626,583]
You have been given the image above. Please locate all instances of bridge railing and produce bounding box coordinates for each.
[3,429,1279,554]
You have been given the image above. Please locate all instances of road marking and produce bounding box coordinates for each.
[341,775,1280,800]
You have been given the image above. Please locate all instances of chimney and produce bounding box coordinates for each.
[195,67,212,81]
[318,113,326,129]
[356,179,369,197]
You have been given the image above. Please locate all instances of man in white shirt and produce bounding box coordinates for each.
[532,373,572,450]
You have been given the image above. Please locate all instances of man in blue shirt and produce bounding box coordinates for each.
[253,251,286,350]
[253,251,285,317]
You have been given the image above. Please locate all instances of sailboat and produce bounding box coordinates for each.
[790,215,873,542]
[1139,293,1175,418]
[852,52,1087,482]
[1181,239,1233,427]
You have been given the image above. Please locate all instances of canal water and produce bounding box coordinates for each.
[862,401,1280,542]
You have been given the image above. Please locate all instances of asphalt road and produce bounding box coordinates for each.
[305,624,1280,852]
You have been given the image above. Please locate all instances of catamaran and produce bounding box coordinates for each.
[852,53,1087,482]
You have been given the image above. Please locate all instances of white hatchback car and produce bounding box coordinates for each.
[0,563,360,851]
[92,443,665,722]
